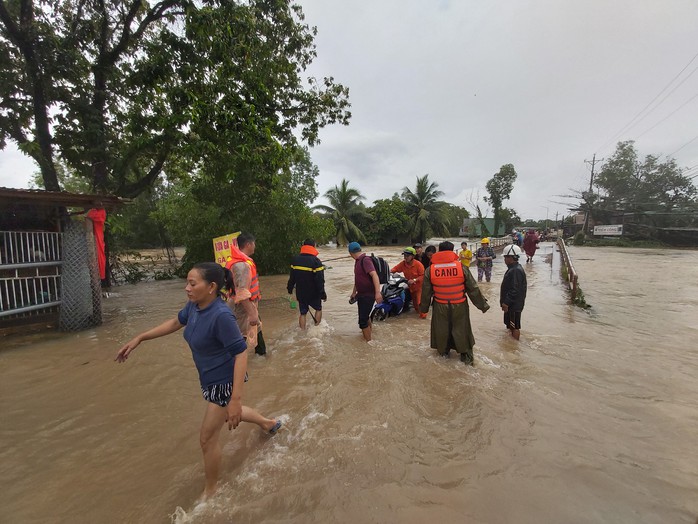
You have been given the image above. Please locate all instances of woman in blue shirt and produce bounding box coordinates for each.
[115,262,281,500]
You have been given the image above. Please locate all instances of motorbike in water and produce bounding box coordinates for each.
[370,273,410,321]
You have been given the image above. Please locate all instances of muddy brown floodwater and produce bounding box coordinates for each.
[1,243,697,523]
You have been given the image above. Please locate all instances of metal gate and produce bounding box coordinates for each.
[0,230,63,321]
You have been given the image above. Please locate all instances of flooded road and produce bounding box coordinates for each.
[1,243,697,523]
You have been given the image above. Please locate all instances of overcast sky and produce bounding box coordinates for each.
[2,0,697,222]
[299,0,698,221]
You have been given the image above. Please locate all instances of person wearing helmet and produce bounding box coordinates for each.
[390,247,426,318]
[412,243,424,264]
[475,238,496,282]
[500,244,527,340]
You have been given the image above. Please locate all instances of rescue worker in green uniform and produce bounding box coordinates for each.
[420,241,490,365]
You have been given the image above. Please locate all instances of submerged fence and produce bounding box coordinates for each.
[557,238,579,300]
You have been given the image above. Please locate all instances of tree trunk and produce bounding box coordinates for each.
[0,0,60,190]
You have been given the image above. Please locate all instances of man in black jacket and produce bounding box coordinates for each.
[287,239,327,329]
[500,244,527,340]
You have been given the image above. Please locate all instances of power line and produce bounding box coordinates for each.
[597,50,698,153]
[634,90,698,139]
[667,133,698,158]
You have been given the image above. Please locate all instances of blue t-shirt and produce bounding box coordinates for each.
[178,298,247,388]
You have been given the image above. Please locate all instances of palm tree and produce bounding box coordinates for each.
[402,174,451,242]
[314,179,369,246]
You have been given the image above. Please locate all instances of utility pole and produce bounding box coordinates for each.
[541,205,549,232]
[582,154,602,236]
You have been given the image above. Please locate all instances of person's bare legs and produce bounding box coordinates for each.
[361,323,372,341]
[199,404,278,500]
[510,328,521,340]
[314,310,322,325]
[199,403,227,499]
[299,314,306,330]
[241,405,278,432]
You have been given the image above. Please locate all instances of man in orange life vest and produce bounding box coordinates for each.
[226,232,267,356]
[420,240,490,365]
[390,247,427,319]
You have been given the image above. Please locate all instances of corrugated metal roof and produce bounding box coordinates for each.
[0,187,127,209]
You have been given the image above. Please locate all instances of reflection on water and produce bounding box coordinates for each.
[1,244,697,523]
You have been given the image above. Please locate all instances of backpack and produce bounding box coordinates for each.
[369,253,390,285]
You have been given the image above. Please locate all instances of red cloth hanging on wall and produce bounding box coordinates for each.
[87,208,107,279]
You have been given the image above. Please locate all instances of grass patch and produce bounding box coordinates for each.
[573,286,591,308]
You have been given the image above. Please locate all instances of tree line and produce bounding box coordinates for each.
[575,141,697,237]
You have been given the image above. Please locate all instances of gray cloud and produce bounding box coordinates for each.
[301,0,698,220]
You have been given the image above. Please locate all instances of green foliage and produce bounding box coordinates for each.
[0,0,350,197]
[573,287,590,309]
[499,207,521,234]
[402,174,451,242]
[109,190,171,250]
[314,179,368,246]
[443,204,469,236]
[573,232,585,246]
[29,161,91,193]
[155,146,333,275]
[593,141,697,226]
[485,164,517,236]
[360,196,411,244]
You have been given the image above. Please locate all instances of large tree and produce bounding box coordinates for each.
[442,203,469,237]
[314,178,368,246]
[155,146,333,274]
[0,0,350,196]
[362,195,410,245]
[485,163,517,236]
[595,141,696,211]
[401,174,451,243]
[499,207,521,234]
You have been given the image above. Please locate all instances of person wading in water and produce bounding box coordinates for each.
[115,262,281,500]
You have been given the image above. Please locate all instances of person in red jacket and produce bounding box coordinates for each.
[390,247,427,318]
[523,229,540,263]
